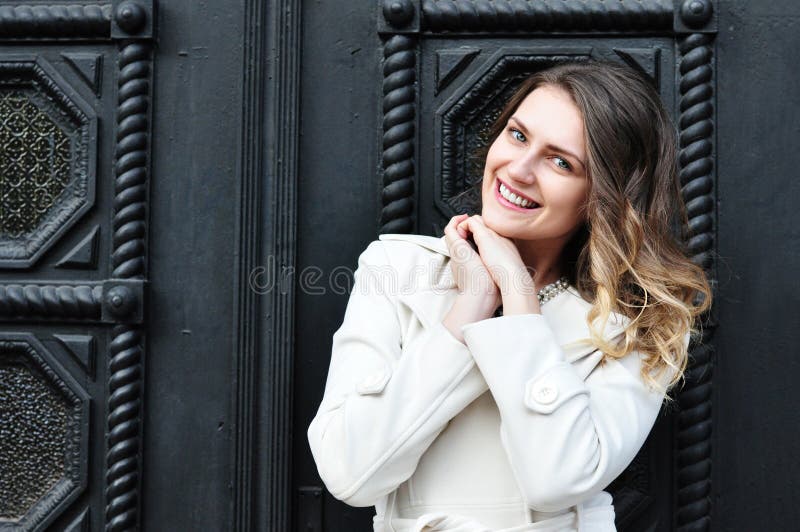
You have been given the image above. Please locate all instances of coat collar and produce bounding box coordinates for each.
[378,233,629,363]
[379,233,450,256]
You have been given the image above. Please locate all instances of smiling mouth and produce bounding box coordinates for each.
[495,179,540,210]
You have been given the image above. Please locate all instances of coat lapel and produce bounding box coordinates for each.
[379,233,450,256]
[379,233,457,332]
[377,233,629,365]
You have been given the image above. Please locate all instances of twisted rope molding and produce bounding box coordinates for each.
[105,41,150,532]
[0,284,102,319]
[420,0,673,33]
[105,324,142,532]
[111,46,149,280]
[0,4,112,38]
[676,32,715,532]
[380,34,417,234]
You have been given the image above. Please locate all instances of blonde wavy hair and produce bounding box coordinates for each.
[480,59,712,395]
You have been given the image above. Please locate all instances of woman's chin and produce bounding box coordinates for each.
[481,210,520,238]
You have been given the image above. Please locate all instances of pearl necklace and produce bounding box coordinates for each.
[493,276,570,317]
[537,276,570,305]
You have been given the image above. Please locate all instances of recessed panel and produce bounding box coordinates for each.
[0,56,97,268]
[0,333,89,530]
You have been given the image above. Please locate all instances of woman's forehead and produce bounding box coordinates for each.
[513,85,586,158]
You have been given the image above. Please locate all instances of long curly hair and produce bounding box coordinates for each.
[478,59,712,394]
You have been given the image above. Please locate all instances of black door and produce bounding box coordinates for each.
[296,2,713,531]
[0,2,155,530]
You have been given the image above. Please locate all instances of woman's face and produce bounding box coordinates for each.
[481,84,589,247]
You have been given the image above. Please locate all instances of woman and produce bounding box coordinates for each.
[308,60,712,531]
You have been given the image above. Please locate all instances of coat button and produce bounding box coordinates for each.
[362,372,384,388]
[531,383,558,405]
[356,371,388,394]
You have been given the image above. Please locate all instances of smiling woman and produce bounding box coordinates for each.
[480,84,590,287]
[308,59,712,531]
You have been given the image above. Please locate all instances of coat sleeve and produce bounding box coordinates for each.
[460,313,682,513]
[307,240,488,507]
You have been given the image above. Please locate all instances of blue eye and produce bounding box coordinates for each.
[553,156,572,171]
[509,128,526,143]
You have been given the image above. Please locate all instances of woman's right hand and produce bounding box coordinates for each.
[442,214,501,341]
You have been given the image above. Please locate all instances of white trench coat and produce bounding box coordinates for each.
[308,234,679,532]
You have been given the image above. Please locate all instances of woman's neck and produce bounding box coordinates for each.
[513,237,567,289]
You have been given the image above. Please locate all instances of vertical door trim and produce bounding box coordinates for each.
[105,2,156,531]
[231,0,266,528]
[380,34,419,234]
[232,0,302,530]
[674,30,717,532]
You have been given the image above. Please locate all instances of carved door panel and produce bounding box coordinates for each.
[295,1,717,531]
[0,3,154,531]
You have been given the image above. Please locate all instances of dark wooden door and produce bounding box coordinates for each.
[1,1,799,531]
[0,2,155,531]
[295,2,711,531]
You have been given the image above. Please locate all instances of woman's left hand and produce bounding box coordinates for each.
[458,215,539,313]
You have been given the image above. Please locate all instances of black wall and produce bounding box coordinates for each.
[713,0,800,527]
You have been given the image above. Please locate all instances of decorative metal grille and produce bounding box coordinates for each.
[0,363,68,520]
[0,58,96,268]
[0,335,88,531]
[0,89,72,238]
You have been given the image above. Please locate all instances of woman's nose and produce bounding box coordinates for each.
[506,151,537,184]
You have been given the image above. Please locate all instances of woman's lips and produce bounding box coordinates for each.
[498,178,538,203]
[494,179,541,213]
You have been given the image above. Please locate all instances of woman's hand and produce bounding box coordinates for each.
[443,214,501,310]
[457,215,540,315]
[441,214,501,342]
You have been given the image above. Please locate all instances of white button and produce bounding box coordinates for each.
[356,371,388,394]
[363,372,384,388]
[532,383,558,405]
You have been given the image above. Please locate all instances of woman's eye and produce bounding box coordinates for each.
[553,156,572,171]
[509,128,526,143]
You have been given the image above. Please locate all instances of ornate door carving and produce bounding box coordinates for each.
[0,2,155,530]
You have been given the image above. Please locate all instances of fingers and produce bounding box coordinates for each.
[444,214,468,241]
[457,214,479,230]
[459,214,486,229]
[444,214,472,261]
[457,214,488,245]
[454,213,470,239]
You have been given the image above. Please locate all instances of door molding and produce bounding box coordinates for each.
[0,1,155,531]
[232,0,302,530]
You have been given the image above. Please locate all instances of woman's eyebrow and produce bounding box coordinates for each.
[509,116,586,170]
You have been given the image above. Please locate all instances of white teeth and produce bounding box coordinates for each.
[499,183,537,208]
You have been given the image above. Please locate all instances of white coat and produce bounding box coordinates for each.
[308,233,679,531]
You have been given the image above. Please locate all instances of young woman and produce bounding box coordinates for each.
[308,60,712,531]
